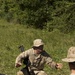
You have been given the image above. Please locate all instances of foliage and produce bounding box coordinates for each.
[0,0,75,32]
[65,4,75,33]
[46,1,75,33]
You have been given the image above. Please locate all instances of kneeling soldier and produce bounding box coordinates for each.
[15,39,62,75]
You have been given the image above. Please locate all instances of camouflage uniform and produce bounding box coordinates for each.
[15,48,56,75]
[15,39,57,75]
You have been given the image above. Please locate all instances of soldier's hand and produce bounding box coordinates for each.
[15,63,22,67]
[56,63,63,69]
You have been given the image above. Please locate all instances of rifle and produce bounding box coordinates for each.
[18,45,35,75]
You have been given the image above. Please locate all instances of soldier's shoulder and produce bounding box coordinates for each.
[25,48,34,54]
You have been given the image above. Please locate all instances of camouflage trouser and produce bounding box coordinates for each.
[17,67,30,75]
[17,68,47,75]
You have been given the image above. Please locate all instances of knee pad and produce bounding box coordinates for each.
[17,71,24,75]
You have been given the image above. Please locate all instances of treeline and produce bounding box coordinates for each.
[0,0,75,33]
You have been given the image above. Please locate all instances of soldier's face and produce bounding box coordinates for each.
[33,45,43,54]
[69,62,75,70]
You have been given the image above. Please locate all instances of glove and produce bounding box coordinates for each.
[15,63,22,67]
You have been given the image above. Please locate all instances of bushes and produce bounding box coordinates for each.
[65,4,75,33]
[0,0,54,29]
[0,0,75,33]
[46,1,75,33]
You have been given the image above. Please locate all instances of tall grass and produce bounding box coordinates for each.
[0,19,75,75]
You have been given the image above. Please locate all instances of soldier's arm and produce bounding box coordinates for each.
[15,50,29,67]
[46,57,62,69]
[45,57,57,68]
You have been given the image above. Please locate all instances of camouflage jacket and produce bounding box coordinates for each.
[15,48,56,70]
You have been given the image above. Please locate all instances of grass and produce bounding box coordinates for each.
[0,19,75,75]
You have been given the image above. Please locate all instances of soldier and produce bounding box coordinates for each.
[15,39,62,75]
[62,47,75,75]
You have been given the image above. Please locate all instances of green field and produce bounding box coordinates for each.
[0,19,75,75]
